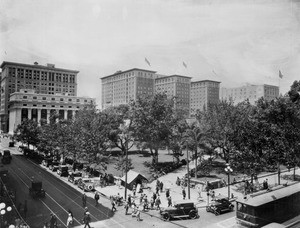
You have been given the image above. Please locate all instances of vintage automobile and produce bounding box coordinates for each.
[78,178,97,192]
[160,200,199,221]
[206,195,234,215]
[29,181,46,198]
[68,171,82,184]
[2,150,12,164]
[57,165,69,177]
[49,161,60,172]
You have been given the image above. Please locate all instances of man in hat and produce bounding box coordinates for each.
[83,211,91,228]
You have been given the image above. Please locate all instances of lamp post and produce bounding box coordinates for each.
[0,202,12,227]
[224,164,233,199]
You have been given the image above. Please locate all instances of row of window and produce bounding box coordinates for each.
[21,96,89,103]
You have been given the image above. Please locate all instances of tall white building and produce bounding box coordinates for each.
[220,84,279,104]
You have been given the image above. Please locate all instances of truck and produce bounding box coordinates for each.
[29,181,46,198]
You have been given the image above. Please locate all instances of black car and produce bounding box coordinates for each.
[2,150,12,164]
[206,196,234,215]
[57,165,69,177]
[160,200,199,221]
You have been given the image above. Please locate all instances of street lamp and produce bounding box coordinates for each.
[0,202,12,227]
[224,163,233,199]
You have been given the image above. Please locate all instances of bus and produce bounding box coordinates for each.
[236,182,300,227]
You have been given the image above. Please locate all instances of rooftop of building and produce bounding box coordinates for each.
[155,74,192,80]
[191,79,221,84]
[221,83,279,89]
[101,68,157,79]
[0,61,79,74]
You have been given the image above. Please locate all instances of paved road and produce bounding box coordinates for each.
[0,139,236,228]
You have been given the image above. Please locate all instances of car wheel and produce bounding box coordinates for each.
[189,210,198,219]
[206,206,210,212]
[214,209,221,216]
[162,213,170,221]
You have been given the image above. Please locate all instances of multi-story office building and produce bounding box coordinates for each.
[220,83,279,104]
[190,80,220,116]
[154,75,191,115]
[0,61,79,132]
[101,68,156,109]
[8,89,95,134]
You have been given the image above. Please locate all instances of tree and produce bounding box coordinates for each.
[131,93,177,166]
[197,99,240,163]
[14,119,40,148]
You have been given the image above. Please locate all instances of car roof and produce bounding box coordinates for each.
[173,200,195,205]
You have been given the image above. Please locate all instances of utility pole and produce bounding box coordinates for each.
[124,138,128,201]
[186,142,190,199]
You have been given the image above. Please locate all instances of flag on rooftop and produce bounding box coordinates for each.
[183,61,187,68]
[145,57,151,67]
[279,70,283,79]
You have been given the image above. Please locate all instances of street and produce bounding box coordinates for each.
[0,140,236,228]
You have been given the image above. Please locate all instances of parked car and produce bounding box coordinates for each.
[78,178,96,192]
[57,165,69,177]
[68,171,82,184]
[160,200,199,221]
[49,161,60,172]
[206,195,234,215]
[2,150,12,164]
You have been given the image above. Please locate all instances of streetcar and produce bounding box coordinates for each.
[236,182,300,227]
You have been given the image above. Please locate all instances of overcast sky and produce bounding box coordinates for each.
[1,0,300,107]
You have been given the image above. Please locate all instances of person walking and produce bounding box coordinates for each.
[167,196,172,207]
[160,181,164,193]
[182,188,186,200]
[82,193,87,207]
[66,213,73,227]
[84,207,89,216]
[136,207,141,221]
[155,196,161,210]
[127,194,132,207]
[124,201,129,215]
[83,212,91,228]
[111,199,117,212]
[49,213,57,228]
[165,189,170,198]
[94,192,100,206]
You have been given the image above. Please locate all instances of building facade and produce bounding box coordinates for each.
[220,84,279,104]
[190,80,220,116]
[101,68,156,109]
[154,75,191,116]
[8,89,95,134]
[0,61,79,132]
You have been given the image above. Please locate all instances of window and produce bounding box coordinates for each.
[42,97,46,100]
[52,98,55,101]
[60,98,64,101]
[23,96,27,99]
[33,97,37,99]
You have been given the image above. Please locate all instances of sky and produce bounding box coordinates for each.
[1,0,300,107]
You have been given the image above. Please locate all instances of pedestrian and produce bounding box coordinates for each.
[136,207,141,221]
[176,176,180,186]
[94,192,100,206]
[111,199,117,212]
[82,193,87,207]
[166,188,170,198]
[124,201,129,215]
[155,196,161,210]
[83,207,89,216]
[182,188,186,200]
[265,179,269,189]
[153,192,157,202]
[167,196,172,207]
[156,185,160,195]
[127,194,132,207]
[49,213,57,228]
[23,200,28,219]
[66,213,73,227]
[150,197,154,209]
[160,181,164,193]
[68,209,73,218]
[83,212,91,228]
[140,193,144,205]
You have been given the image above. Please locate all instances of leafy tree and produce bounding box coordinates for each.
[14,119,40,148]
[131,93,177,166]
[197,99,240,163]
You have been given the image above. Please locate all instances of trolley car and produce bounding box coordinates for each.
[236,182,300,227]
